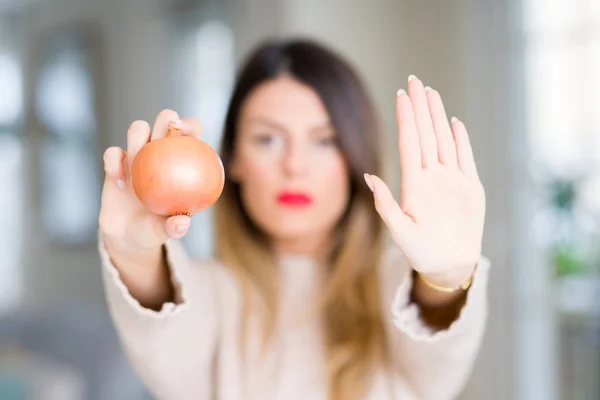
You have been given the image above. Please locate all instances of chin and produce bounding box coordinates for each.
[246,203,344,249]
[265,221,321,241]
[260,216,333,246]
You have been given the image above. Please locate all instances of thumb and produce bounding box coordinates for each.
[165,215,191,239]
[130,214,189,249]
[365,174,414,242]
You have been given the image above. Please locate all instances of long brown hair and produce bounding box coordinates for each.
[215,39,388,400]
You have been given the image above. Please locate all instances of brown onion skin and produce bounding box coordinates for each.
[131,132,225,217]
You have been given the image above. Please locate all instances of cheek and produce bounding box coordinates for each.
[314,155,350,215]
[235,153,280,213]
[240,158,278,189]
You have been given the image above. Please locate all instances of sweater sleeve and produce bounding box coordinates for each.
[382,246,490,400]
[99,235,219,400]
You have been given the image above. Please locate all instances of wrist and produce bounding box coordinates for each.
[417,263,477,292]
[103,235,165,273]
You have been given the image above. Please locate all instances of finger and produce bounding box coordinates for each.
[127,120,151,173]
[366,174,415,245]
[425,88,457,166]
[396,89,422,183]
[133,215,189,247]
[103,146,126,189]
[408,75,438,168]
[169,117,203,140]
[165,215,191,239]
[451,117,479,180]
[151,109,181,140]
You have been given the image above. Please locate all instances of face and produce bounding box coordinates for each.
[230,76,350,256]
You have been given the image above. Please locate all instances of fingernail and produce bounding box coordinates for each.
[364,173,374,192]
[451,117,459,123]
[116,179,126,189]
[175,223,189,233]
[169,120,184,130]
[408,74,418,81]
[424,86,432,92]
[397,89,407,96]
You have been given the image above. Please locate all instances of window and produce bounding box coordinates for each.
[522,1,600,398]
[34,32,101,245]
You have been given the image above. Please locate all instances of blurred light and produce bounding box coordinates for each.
[35,49,96,139]
[0,134,23,314]
[0,53,23,125]
[525,43,584,179]
[555,275,600,316]
[522,0,589,32]
[41,140,99,244]
[579,173,600,220]
[192,20,234,148]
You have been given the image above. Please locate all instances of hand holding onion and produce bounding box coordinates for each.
[99,110,224,256]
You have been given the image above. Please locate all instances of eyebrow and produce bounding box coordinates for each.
[244,117,334,134]
[245,117,287,132]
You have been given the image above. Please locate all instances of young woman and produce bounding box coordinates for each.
[98,39,489,400]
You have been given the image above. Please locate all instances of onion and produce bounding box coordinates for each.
[131,128,225,217]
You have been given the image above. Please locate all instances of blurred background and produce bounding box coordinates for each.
[0,0,599,399]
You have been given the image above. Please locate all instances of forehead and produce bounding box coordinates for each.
[239,76,331,129]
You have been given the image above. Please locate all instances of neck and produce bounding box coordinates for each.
[272,232,332,262]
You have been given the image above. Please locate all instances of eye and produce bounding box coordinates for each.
[317,136,338,147]
[254,133,284,149]
[255,134,274,145]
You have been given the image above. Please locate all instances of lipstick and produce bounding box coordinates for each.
[277,192,313,207]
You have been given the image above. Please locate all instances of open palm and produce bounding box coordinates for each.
[366,75,486,286]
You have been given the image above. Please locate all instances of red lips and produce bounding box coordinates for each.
[277,192,313,207]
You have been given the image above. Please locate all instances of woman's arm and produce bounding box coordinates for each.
[368,75,489,399]
[381,248,490,400]
[103,236,175,311]
[100,235,220,400]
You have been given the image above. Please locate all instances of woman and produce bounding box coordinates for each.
[98,39,489,400]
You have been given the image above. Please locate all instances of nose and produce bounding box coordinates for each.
[281,140,309,178]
